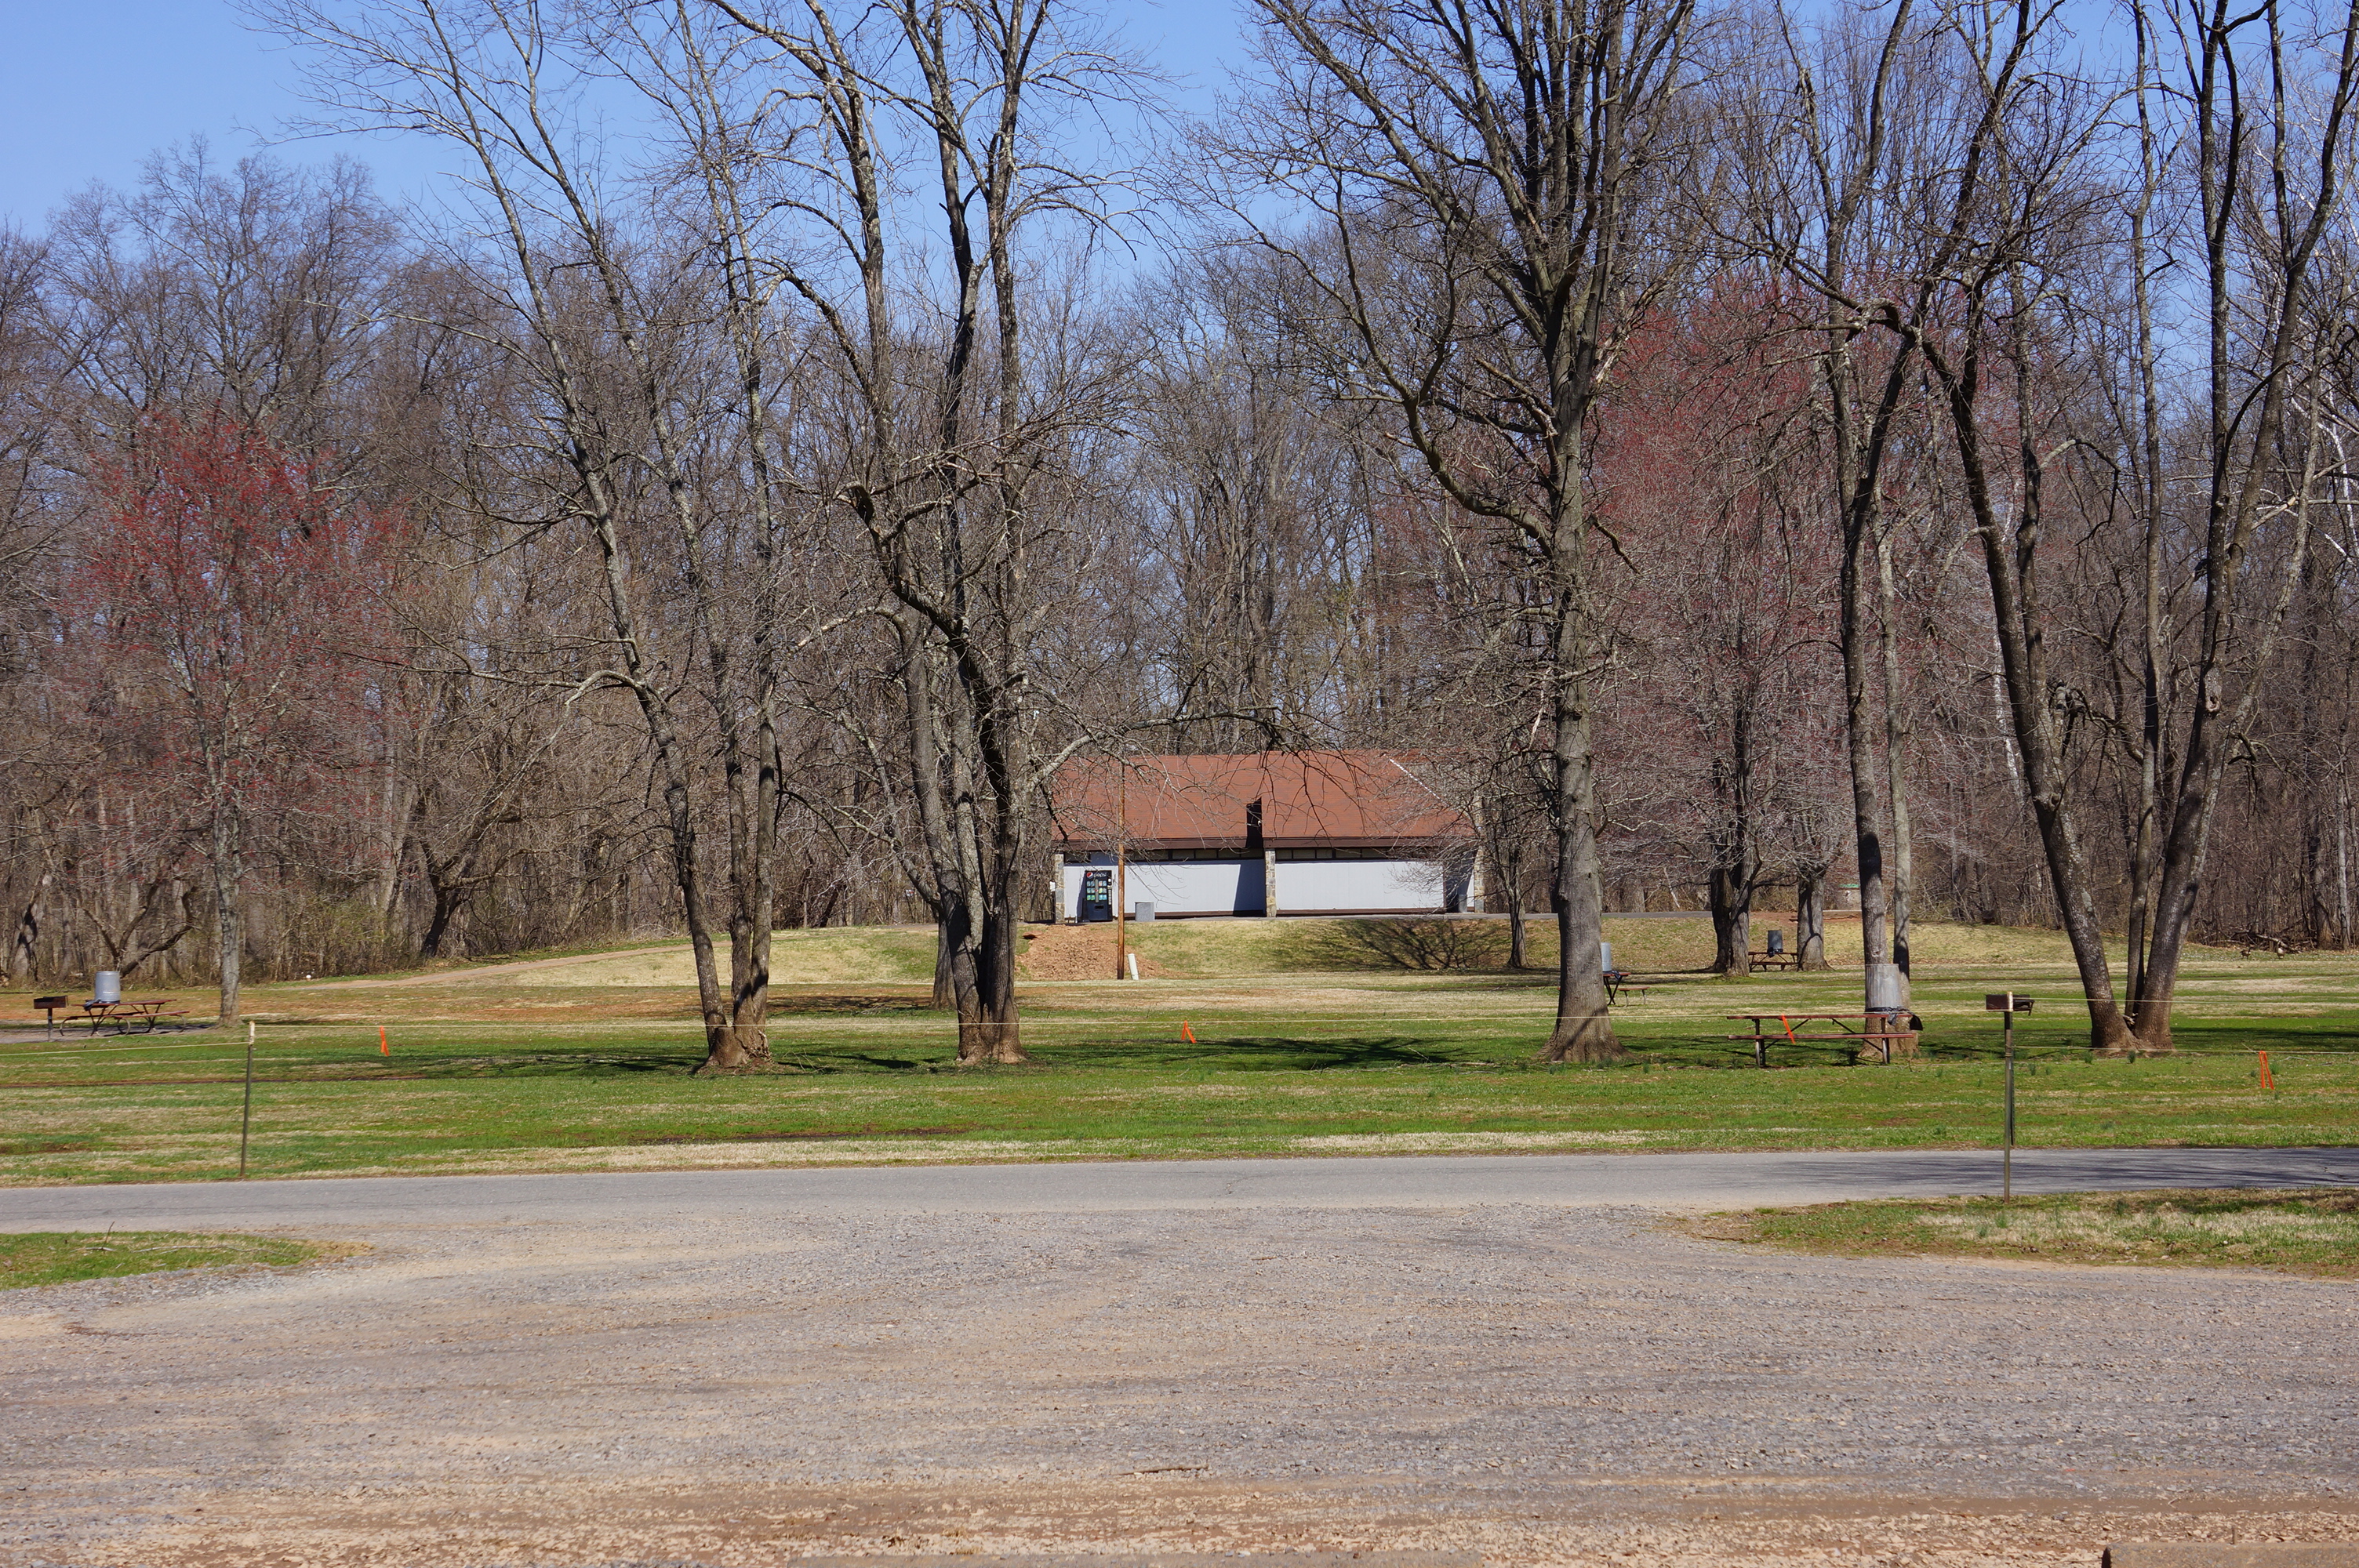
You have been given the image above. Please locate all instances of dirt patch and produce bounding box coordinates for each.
[627,1123,977,1145]
[53,1483,2359,1567]
[1020,924,1171,981]
[1683,1187,2359,1279]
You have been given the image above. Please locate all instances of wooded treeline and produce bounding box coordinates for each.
[5,0,2357,1061]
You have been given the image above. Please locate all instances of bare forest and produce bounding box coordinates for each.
[5,0,2358,1063]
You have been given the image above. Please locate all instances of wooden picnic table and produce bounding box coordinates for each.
[1725,1011,1921,1068]
[1605,968,1651,1005]
[1746,949,1801,971]
[76,999,173,1036]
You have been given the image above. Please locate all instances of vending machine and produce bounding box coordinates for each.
[1078,866,1114,923]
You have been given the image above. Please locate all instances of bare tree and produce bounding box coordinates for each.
[1208,0,1703,1059]
[2106,0,2359,1044]
[708,0,1135,1063]
[264,0,848,1069]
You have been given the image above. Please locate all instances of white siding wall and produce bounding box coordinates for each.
[1062,859,1266,919]
[1060,856,1453,917]
[1275,858,1445,913]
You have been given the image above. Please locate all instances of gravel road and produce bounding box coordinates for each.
[4,1152,2354,1567]
[6,1145,2358,1232]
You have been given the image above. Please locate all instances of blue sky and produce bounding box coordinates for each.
[0,0,1246,231]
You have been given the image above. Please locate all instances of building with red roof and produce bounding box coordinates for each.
[1049,751,1478,920]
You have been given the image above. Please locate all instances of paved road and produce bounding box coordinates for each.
[4,1144,2354,1231]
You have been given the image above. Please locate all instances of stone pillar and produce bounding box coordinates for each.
[1264,849,1279,918]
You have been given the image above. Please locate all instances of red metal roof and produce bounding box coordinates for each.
[1050,751,1470,851]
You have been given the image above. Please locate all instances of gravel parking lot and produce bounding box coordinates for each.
[3,1171,2354,1566]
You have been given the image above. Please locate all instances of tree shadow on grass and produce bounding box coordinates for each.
[769,991,942,1017]
[1918,1015,2359,1060]
[1289,919,1510,972]
[1034,1034,1473,1072]
[763,1046,957,1073]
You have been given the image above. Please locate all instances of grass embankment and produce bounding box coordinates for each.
[2,917,2354,1185]
[0,1231,354,1290]
[1688,1188,2359,1279]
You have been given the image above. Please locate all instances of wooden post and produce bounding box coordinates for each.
[1115,761,1129,979]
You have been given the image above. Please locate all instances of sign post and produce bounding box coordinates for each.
[238,1018,256,1180]
[1985,993,2034,1198]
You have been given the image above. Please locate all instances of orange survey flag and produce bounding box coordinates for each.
[380,1025,390,1057]
[1181,1022,1197,1044]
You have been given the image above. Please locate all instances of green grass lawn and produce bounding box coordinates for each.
[0,1231,353,1289]
[2,918,2354,1185]
[1688,1188,2359,1278]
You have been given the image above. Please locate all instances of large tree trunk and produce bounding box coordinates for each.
[1710,863,1752,975]
[1946,361,2140,1055]
[659,761,733,1063]
[211,791,242,1031]
[932,933,957,1008]
[1542,652,1619,1062]
[1839,495,1900,1014]
[1805,7,1919,1027]
[706,695,779,1075]
[1876,529,1915,980]
[960,880,1027,1065]
[1710,704,1758,978]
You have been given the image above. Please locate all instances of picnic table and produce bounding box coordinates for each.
[1605,968,1651,1005]
[1725,1011,1920,1068]
[74,999,176,1036]
[1747,949,1801,971]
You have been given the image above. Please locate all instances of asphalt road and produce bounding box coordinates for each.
[4,1143,2354,1231]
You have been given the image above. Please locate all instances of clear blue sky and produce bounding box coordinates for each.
[0,0,1245,231]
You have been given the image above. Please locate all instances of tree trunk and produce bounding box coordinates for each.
[958,880,1027,1065]
[1710,862,1752,975]
[1876,528,1915,980]
[1840,495,1900,1014]
[1945,348,2140,1055]
[419,884,461,960]
[8,872,47,985]
[1541,659,1620,1062]
[211,793,242,1031]
[704,695,780,1076]
[1796,868,1829,969]
[2340,776,2354,951]
[932,931,957,1008]
[1504,844,1528,971]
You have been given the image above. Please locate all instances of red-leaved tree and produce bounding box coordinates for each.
[76,416,398,1027]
